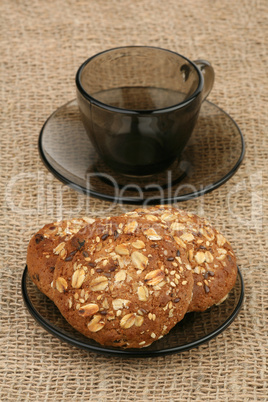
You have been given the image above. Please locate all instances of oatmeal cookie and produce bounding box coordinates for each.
[52,216,193,348]
[126,206,237,312]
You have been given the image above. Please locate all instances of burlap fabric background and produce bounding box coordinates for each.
[1,0,267,400]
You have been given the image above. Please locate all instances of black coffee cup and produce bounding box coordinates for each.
[76,46,214,176]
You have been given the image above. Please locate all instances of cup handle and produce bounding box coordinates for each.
[194,60,215,101]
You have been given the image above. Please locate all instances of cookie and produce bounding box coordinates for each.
[126,206,237,312]
[52,216,194,349]
[27,217,94,299]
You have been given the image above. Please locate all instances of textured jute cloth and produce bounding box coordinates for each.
[1,0,267,400]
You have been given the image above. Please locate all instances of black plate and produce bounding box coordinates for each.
[39,100,245,205]
[22,266,244,357]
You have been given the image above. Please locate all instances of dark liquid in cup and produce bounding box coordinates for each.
[82,87,196,176]
[94,87,187,110]
[102,131,171,177]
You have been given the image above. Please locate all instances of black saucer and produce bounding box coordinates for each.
[22,266,244,358]
[39,100,245,204]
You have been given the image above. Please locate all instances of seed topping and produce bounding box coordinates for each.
[144,269,165,286]
[124,221,138,234]
[78,303,99,317]
[143,228,162,240]
[115,244,129,256]
[55,277,68,293]
[131,251,148,271]
[71,268,86,288]
[91,276,109,292]
[87,315,105,332]
[120,313,136,329]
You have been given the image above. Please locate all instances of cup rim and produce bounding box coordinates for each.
[75,45,204,114]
